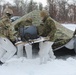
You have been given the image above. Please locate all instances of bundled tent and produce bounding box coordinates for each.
[12,10,73,36]
[12,10,42,26]
[12,10,73,53]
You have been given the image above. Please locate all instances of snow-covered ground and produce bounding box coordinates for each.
[1,56,76,75]
[0,24,76,75]
[62,24,76,31]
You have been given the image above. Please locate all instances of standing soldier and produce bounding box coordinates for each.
[0,6,16,65]
[37,10,56,63]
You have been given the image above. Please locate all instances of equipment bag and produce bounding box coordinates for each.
[19,26,39,41]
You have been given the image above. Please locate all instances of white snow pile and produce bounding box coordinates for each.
[0,56,76,75]
[0,24,76,75]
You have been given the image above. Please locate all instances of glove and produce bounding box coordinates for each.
[44,36,50,41]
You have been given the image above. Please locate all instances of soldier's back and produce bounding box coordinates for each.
[0,15,13,38]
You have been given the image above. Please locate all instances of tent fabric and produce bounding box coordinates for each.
[12,10,74,49]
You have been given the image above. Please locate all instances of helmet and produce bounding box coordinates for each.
[40,10,49,18]
[3,6,13,15]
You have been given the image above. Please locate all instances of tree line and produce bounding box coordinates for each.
[0,0,43,16]
[47,0,76,23]
[0,0,76,23]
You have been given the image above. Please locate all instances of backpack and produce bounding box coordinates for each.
[19,26,39,41]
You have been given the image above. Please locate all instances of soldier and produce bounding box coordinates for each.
[0,6,16,65]
[37,10,56,63]
[0,5,16,42]
[15,18,33,58]
[38,10,57,41]
[15,18,33,40]
[15,18,32,31]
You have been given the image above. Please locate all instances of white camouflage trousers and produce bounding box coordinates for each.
[0,37,16,63]
[16,40,56,64]
[16,41,32,59]
[39,41,56,64]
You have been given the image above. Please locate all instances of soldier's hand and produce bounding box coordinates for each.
[40,23,44,26]
[42,36,50,41]
[43,36,50,41]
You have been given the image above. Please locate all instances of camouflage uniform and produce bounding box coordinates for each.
[0,6,16,64]
[15,18,32,31]
[0,6,15,41]
[37,10,57,52]
[37,10,56,63]
[37,16,57,42]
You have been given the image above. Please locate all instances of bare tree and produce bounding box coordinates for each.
[39,2,43,10]
[27,0,38,13]
[47,0,57,19]
[0,0,4,16]
[14,0,20,9]
[57,0,68,22]
[18,0,28,15]
[13,0,28,16]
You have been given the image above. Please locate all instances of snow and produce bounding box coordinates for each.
[0,23,76,75]
[62,24,76,31]
[1,56,76,75]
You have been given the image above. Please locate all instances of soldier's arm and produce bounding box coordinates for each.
[0,16,10,28]
[0,21,3,27]
[47,19,56,38]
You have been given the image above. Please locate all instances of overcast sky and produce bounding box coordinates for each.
[1,0,47,6]
[34,0,47,6]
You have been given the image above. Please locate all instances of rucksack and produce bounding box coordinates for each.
[19,26,39,41]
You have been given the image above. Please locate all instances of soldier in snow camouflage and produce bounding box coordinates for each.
[37,10,56,64]
[15,18,33,58]
[0,6,16,65]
